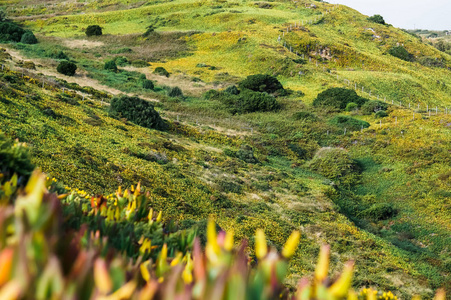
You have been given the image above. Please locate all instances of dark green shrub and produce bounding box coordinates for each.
[418,56,445,68]
[56,60,77,76]
[345,102,358,112]
[168,86,184,98]
[236,144,259,163]
[375,110,388,118]
[328,115,370,131]
[0,21,25,42]
[238,74,284,94]
[367,14,386,25]
[312,88,367,110]
[203,89,221,100]
[115,56,129,66]
[388,46,414,62]
[307,147,361,183]
[293,111,317,122]
[52,51,69,60]
[360,100,388,115]
[358,203,397,220]
[0,133,34,184]
[154,67,170,77]
[20,31,38,44]
[104,60,118,72]
[85,25,102,37]
[142,79,154,90]
[109,95,167,130]
[224,85,239,95]
[231,89,280,114]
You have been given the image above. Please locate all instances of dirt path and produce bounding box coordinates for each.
[2,45,159,103]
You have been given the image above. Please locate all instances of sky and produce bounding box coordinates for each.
[332,0,451,31]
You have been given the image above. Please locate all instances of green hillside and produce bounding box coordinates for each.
[1,0,450,298]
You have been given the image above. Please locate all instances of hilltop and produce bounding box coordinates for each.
[0,0,450,298]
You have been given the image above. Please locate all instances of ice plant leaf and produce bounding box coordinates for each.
[282,230,300,259]
[0,248,14,286]
[255,229,268,259]
[329,261,354,298]
[0,281,21,300]
[314,245,330,282]
[94,258,113,294]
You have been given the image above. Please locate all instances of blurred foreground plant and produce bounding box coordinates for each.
[0,170,446,300]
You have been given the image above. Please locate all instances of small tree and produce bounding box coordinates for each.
[367,14,385,25]
[57,60,77,76]
[85,25,102,37]
[142,79,154,90]
[153,67,170,77]
[313,88,367,110]
[388,46,414,62]
[238,74,284,94]
[104,60,118,72]
[20,31,38,44]
[168,86,184,98]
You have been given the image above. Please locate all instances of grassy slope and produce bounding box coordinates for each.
[1,0,451,297]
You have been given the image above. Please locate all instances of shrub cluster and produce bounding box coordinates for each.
[85,25,102,36]
[0,21,37,44]
[388,46,414,62]
[154,66,170,77]
[0,133,34,184]
[104,59,118,72]
[238,74,285,95]
[328,115,370,131]
[109,95,167,130]
[313,88,367,110]
[56,60,77,76]
[142,79,154,90]
[360,100,389,115]
[367,14,386,25]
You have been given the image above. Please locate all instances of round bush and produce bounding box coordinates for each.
[0,22,25,42]
[153,67,170,77]
[224,85,239,95]
[85,25,102,37]
[345,102,358,112]
[109,95,166,130]
[238,74,284,94]
[360,100,388,115]
[375,110,388,118]
[313,88,367,110]
[307,147,361,181]
[56,60,77,76]
[20,31,38,44]
[233,89,280,114]
[168,86,184,98]
[104,60,118,72]
[367,14,386,25]
[328,115,370,131]
[142,79,154,90]
[388,46,414,62]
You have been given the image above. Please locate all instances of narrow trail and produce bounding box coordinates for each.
[1,45,159,103]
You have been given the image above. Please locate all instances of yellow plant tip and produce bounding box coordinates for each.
[224,230,234,251]
[207,219,220,254]
[0,280,21,300]
[140,261,151,282]
[434,289,445,300]
[282,230,301,259]
[255,229,267,259]
[347,290,358,300]
[0,248,14,286]
[170,252,183,266]
[57,193,68,200]
[139,281,158,300]
[329,261,354,298]
[314,244,330,282]
[131,185,134,192]
[94,258,113,294]
[366,288,376,300]
[156,211,162,222]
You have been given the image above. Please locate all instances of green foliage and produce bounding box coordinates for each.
[328,115,370,131]
[236,144,259,163]
[388,46,414,62]
[154,66,170,77]
[307,147,361,183]
[367,14,386,25]
[109,95,167,130]
[224,85,239,95]
[313,88,367,110]
[375,110,388,118]
[104,60,118,72]
[168,86,184,98]
[142,79,154,90]
[85,25,102,36]
[345,102,358,112]
[360,100,389,115]
[222,89,280,114]
[56,60,77,76]
[20,31,38,44]
[238,74,285,95]
[0,133,34,184]
[358,203,398,220]
[293,111,318,121]
[0,21,25,42]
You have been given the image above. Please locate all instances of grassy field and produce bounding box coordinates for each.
[1,0,451,297]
